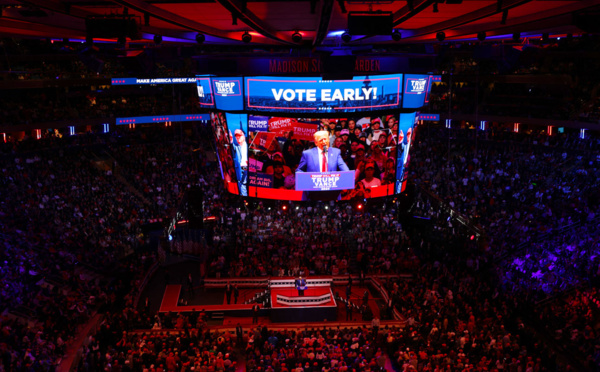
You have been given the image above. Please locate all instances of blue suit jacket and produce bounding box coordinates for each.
[297,147,350,173]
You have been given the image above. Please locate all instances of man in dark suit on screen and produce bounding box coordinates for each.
[296,130,350,201]
[297,131,350,173]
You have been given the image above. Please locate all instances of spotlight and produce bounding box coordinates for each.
[391,29,402,41]
[196,34,205,44]
[341,31,352,43]
[477,31,486,41]
[282,205,288,211]
[154,35,162,45]
[436,31,445,42]
[512,32,520,42]
[242,31,252,43]
[292,31,302,43]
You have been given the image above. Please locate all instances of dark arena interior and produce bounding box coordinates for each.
[2,1,600,371]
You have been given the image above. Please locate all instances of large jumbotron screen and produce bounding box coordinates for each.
[201,74,429,201]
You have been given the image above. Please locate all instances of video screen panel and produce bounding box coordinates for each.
[209,111,418,200]
[210,112,241,195]
[213,77,244,111]
[196,76,215,108]
[403,74,430,109]
[245,75,403,114]
[395,112,418,193]
[243,115,402,200]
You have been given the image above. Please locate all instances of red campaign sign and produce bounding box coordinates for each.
[291,122,319,141]
[268,117,296,134]
[250,132,277,151]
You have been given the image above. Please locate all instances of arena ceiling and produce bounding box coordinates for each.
[0,0,599,48]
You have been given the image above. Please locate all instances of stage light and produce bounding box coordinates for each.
[341,31,352,43]
[391,29,402,41]
[282,205,288,211]
[292,31,302,43]
[154,35,162,45]
[242,31,252,43]
[477,31,486,41]
[196,34,205,44]
[470,235,475,240]
[436,31,445,42]
[357,204,363,210]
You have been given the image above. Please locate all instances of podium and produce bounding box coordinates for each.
[295,279,307,296]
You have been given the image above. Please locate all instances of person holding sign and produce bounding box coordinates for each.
[296,131,349,173]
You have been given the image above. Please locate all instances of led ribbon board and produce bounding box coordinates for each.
[245,75,403,114]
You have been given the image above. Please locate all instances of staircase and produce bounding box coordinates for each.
[345,230,359,273]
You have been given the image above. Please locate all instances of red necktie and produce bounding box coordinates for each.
[322,151,327,172]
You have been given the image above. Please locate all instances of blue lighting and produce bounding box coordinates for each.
[327,30,346,37]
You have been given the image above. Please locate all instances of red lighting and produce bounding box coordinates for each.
[357,204,363,210]
[282,205,287,210]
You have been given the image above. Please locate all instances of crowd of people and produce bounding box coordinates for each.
[1,118,600,371]
[427,35,600,124]
[0,129,198,370]
[536,287,600,369]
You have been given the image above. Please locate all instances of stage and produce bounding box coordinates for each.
[158,282,337,323]
[142,268,409,325]
[269,286,337,322]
